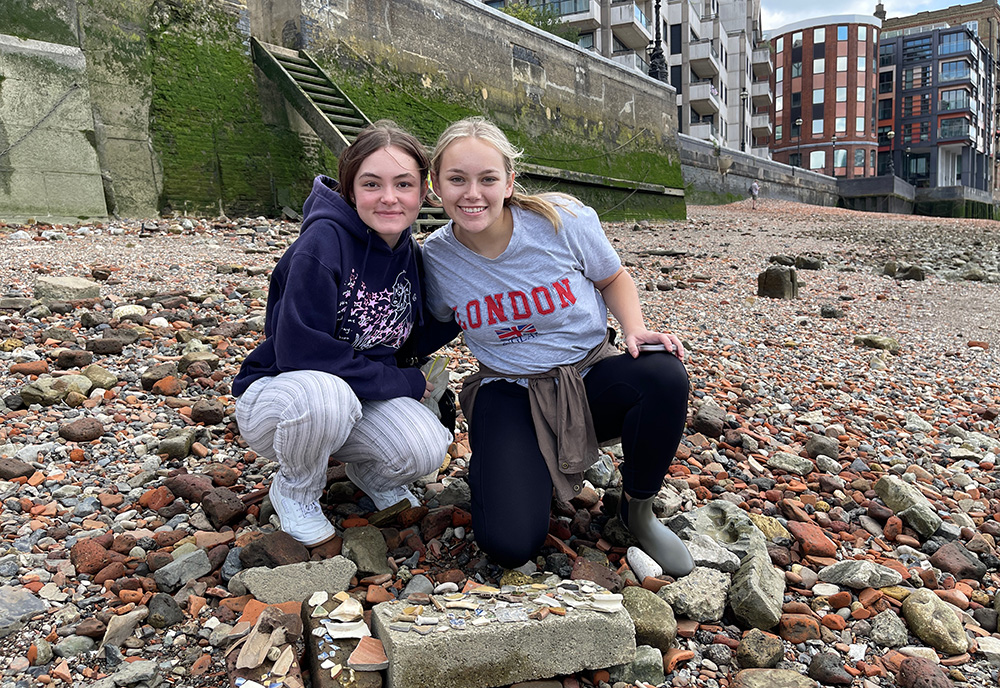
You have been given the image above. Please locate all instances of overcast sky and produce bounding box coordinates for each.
[761,0,964,32]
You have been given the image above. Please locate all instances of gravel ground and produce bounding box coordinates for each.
[0,200,998,688]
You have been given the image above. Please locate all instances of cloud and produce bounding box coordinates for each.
[761,0,955,32]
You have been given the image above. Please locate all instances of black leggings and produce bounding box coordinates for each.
[467,352,689,569]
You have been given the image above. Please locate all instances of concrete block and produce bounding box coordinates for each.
[728,550,784,630]
[371,582,635,688]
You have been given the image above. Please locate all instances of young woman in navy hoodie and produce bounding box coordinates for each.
[232,121,455,546]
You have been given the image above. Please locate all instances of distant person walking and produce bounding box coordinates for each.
[749,179,761,210]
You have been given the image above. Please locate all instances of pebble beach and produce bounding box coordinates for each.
[0,198,999,688]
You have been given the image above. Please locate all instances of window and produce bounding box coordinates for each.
[856,116,865,133]
[940,88,970,111]
[834,148,848,168]
[879,44,895,67]
[837,56,847,71]
[814,27,825,43]
[776,95,783,110]
[878,125,893,144]
[670,65,682,92]
[870,149,876,169]
[776,66,784,82]
[878,98,892,118]
[940,32,970,55]
[791,62,802,77]
[813,88,825,104]
[878,71,894,93]
[775,124,783,140]
[837,26,848,41]
[859,26,867,41]
[812,119,824,134]
[836,117,846,132]
[939,118,969,138]
[792,31,802,48]
[670,24,682,54]
[857,56,867,72]
[857,86,866,102]
[964,20,978,36]
[903,121,930,141]
[810,150,826,169]
[776,37,784,53]
[855,149,866,167]
[903,93,931,116]
[902,65,930,89]
[791,120,801,138]
[578,32,595,50]
[941,60,971,82]
[814,58,825,73]
[836,87,847,102]
[791,92,801,107]
[903,36,933,61]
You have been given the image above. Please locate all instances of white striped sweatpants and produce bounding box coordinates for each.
[234,370,452,503]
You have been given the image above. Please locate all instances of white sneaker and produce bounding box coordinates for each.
[268,479,337,546]
[345,464,420,511]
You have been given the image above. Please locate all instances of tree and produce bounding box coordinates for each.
[501,2,580,43]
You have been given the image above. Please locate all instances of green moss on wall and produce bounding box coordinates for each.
[0,0,77,45]
[148,1,334,215]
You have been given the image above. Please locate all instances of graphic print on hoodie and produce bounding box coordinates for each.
[339,269,413,351]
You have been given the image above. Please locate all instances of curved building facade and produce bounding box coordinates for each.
[767,15,882,178]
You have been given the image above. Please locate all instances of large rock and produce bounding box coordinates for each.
[928,541,987,581]
[804,434,839,460]
[817,560,902,589]
[766,452,814,476]
[622,586,676,653]
[736,628,784,668]
[869,609,909,648]
[34,276,101,301]
[152,550,212,593]
[235,556,357,604]
[658,566,729,622]
[0,586,47,638]
[900,588,969,655]
[731,669,819,687]
[669,500,768,561]
[371,588,635,688]
[874,475,942,537]
[728,550,783,630]
[20,374,93,406]
[757,265,799,299]
[238,532,309,568]
[609,645,664,687]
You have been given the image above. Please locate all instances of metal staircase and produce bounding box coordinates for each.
[251,37,448,231]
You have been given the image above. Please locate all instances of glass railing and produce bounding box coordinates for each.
[528,0,592,16]
[612,50,649,72]
[940,39,971,55]
[940,96,970,111]
[939,119,970,138]
[940,64,971,82]
[633,2,651,32]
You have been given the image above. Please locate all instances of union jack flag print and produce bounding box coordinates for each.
[495,323,537,343]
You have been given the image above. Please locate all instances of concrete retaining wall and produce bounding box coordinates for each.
[678,135,839,207]
[0,34,108,222]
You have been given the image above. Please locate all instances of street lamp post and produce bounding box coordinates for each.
[647,0,668,82]
[887,130,895,176]
[795,117,803,168]
[740,89,749,152]
[831,135,837,175]
[905,146,911,183]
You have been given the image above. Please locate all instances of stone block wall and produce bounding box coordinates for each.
[0,35,108,221]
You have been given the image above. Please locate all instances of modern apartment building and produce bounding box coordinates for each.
[486,0,772,156]
[880,1,999,190]
[766,15,882,178]
[877,24,994,190]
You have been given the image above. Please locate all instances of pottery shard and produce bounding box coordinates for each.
[70,539,108,575]
[58,418,105,442]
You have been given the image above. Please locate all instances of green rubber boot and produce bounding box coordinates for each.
[623,495,694,578]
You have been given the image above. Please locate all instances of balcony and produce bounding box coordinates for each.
[539,0,601,31]
[939,118,971,141]
[751,113,772,136]
[611,50,649,74]
[688,81,722,115]
[752,46,773,78]
[689,120,718,141]
[751,80,772,108]
[689,39,721,78]
[610,1,652,51]
[751,145,771,158]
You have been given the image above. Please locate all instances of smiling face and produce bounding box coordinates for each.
[432,137,515,239]
[352,145,426,248]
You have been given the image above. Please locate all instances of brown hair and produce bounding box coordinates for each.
[430,116,578,230]
[338,120,430,206]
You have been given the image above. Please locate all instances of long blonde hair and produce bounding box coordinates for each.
[431,117,577,230]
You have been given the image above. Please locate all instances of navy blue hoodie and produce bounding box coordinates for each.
[233,175,430,400]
